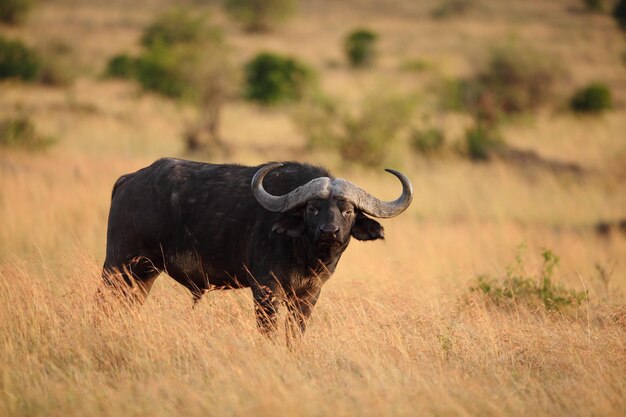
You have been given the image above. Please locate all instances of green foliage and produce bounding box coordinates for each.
[135,44,188,98]
[0,114,54,149]
[465,123,503,161]
[224,0,296,32]
[141,8,215,48]
[0,35,40,81]
[295,92,415,167]
[614,0,626,30]
[244,52,314,105]
[0,0,32,24]
[105,54,138,79]
[344,29,378,68]
[410,127,445,155]
[471,247,588,313]
[570,83,612,114]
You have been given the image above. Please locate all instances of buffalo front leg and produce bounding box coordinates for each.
[252,283,281,335]
[285,288,321,343]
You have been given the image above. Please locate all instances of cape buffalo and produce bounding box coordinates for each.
[100,158,413,336]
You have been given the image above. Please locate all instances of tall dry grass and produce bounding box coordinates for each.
[0,253,624,417]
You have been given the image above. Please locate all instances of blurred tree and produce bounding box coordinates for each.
[344,29,378,68]
[107,9,236,152]
[224,0,296,32]
[0,35,40,81]
[244,52,314,105]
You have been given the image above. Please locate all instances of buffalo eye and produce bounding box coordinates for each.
[342,209,354,218]
[306,204,318,216]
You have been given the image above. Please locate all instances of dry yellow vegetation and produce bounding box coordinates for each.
[1,0,625,416]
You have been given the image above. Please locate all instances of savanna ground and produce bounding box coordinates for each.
[1,0,625,416]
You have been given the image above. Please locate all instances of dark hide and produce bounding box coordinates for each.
[100,158,384,335]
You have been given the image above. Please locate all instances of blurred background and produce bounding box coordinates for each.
[0,0,625,301]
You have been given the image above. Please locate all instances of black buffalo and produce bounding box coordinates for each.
[100,158,413,335]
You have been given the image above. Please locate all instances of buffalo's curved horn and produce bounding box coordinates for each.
[330,169,413,218]
[251,163,332,212]
[251,163,413,218]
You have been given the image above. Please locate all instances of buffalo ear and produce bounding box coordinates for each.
[272,215,305,237]
[351,213,384,241]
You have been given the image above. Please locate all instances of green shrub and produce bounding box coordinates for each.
[224,0,296,32]
[0,114,54,149]
[135,44,188,98]
[295,92,415,167]
[344,29,378,68]
[141,8,215,48]
[471,247,587,313]
[105,54,138,79]
[570,83,613,113]
[338,95,413,166]
[0,0,32,24]
[244,52,313,105]
[614,0,626,30]
[0,36,40,81]
[465,123,503,161]
[410,127,445,155]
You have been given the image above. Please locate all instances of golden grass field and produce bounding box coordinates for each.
[1,0,625,416]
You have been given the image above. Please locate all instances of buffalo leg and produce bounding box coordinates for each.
[285,288,321,343]
[252,283,281,335]
[97,257,161,309]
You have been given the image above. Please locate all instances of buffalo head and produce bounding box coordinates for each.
[251,163,413,247]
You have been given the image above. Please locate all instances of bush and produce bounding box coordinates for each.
[614,0,626,30]
[338,95,413,166]
[344,29,378,68]
[141,8,215,48]
[134,44,188,98]
[410,127,445,155]
[570,83,613,114]
[295,92,415,167]
[0,114,54,149]
[0,0,32,25]
[224,0,296,32]
[471,247,587,313]
[105,54,138,79]
[244,52,314,105]
[0,36,40,81]
[465,123,503,161]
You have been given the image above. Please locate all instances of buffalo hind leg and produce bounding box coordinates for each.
[97,257,161,311]
[285,288,321,345]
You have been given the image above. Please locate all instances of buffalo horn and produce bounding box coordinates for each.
[251,163,413,218]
